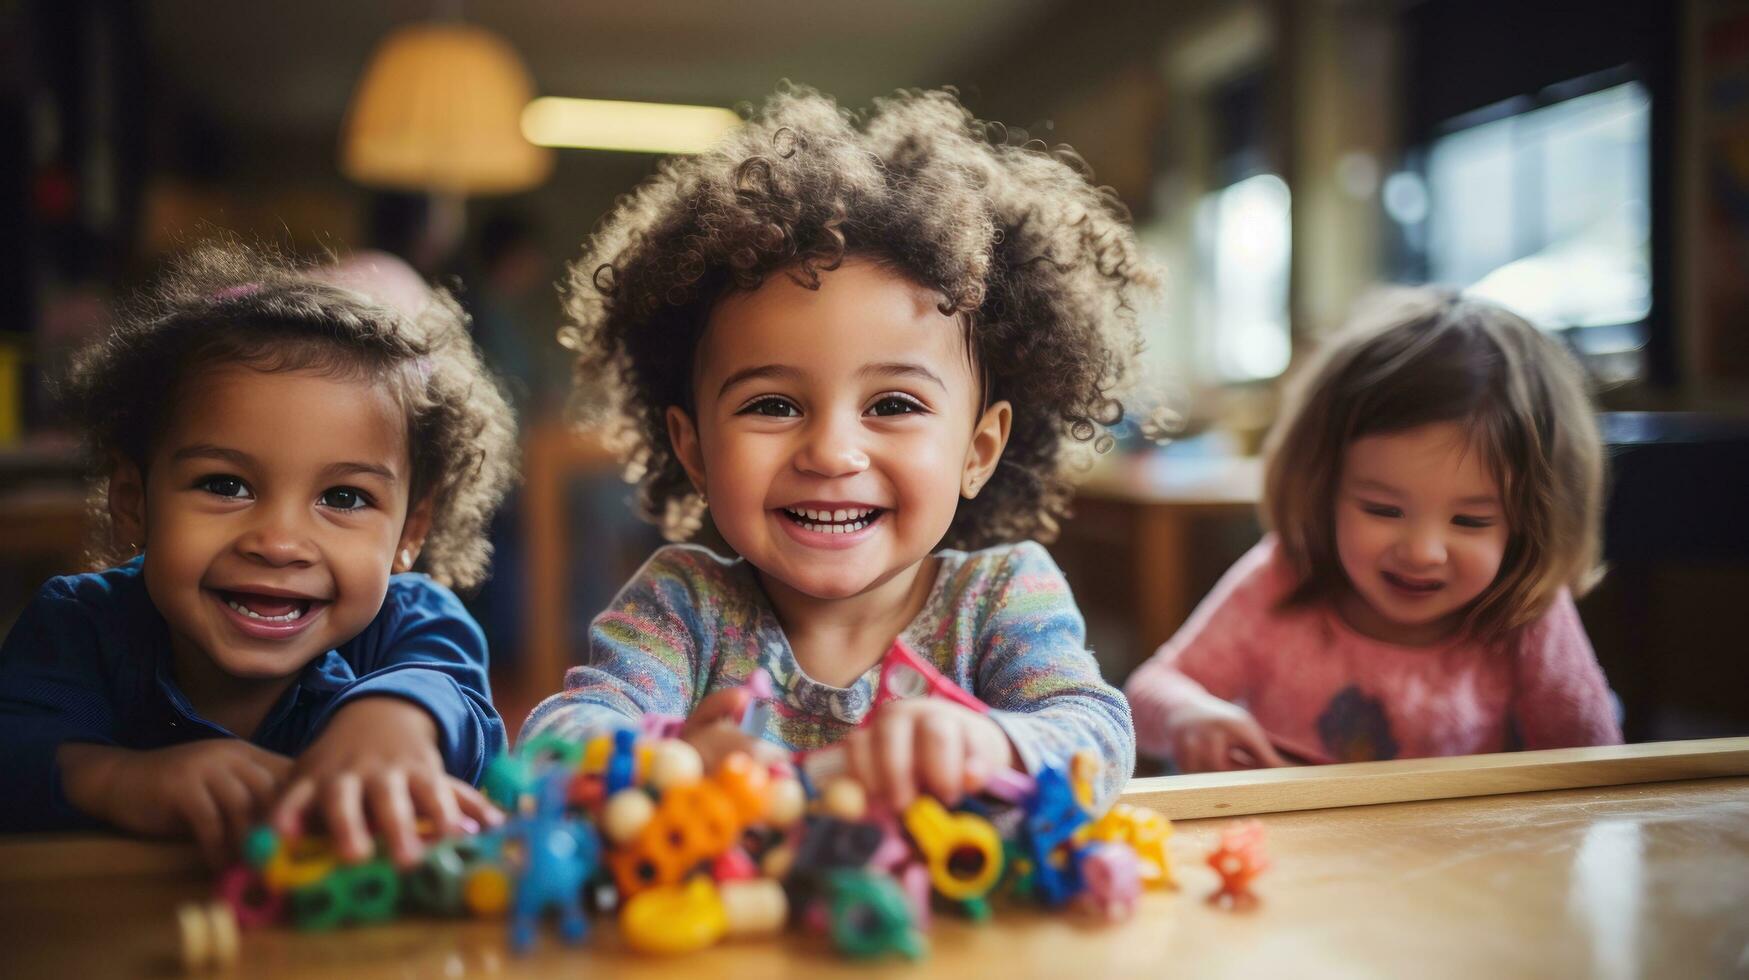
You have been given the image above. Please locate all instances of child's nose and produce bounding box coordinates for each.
[794,414,870,478]
[1400,524,1448,567]
[237,505,318,566]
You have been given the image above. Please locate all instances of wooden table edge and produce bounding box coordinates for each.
[1119,736,1749,819]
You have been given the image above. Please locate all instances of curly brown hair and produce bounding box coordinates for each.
[561,85,1156,547]
[59,242,518,590]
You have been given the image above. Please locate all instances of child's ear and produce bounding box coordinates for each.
[665,405,709,497]
[393,496,435,574]
[962,400,1012,499]
[107,455,146,555]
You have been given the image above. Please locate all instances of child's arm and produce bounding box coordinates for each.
[1122,542,1287,771]
[271,576,505,865]
[520,549,713,744]
[970,543,1136,810]
[0,579,292,859]
[1510,591,1624,748]
[0,579,126,831]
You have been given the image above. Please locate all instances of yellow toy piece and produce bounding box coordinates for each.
[620,878,728,955]
[902,798,1003,902]
[1070,750,1101,810]
[261,836,337,892]
[1082,804,1175,888]
[463,866,512,916]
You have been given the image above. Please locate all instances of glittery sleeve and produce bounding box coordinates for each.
[520,546,720,744]
[972,542,1135,811]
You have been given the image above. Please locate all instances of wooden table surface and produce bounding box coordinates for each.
[3,759,1745,977]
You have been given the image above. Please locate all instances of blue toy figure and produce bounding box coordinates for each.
[1022,765,1091,907]
[502,769,601,953]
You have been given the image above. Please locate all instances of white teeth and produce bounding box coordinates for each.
[786,506,874,524]
[225,599,304,623]
[793,518,871,534]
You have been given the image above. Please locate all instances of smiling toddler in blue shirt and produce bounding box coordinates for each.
[0,245,517,866]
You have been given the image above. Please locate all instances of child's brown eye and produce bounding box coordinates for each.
[869,395,924,416]
[740,396,799,418]
[198,475,251,499]
[319,487,371,511]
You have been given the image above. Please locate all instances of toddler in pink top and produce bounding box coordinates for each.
[1125,290,1622,771]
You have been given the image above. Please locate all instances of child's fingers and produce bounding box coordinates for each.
[320,773,372,862]
[875,715,917,808]
[366,770,424,867]
[844,728,876,796]
[1234,725,1288,768]
[210,771,258,856]
[237,759,282,810]
[447,777,503,830]
[686,689,751,731]
[915,715,964,804]
[271,778,317,837]
[181,790,228,869]
[408,768,466,838]
[1173,728,1208,773]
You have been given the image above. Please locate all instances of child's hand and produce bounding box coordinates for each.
[270,697,502,867]
[844,698,1017,808]
[680,688,792,773]
[58,740,293,867]
[1164,696,1287,772]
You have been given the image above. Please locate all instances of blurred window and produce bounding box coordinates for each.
[1398,74,1651,375]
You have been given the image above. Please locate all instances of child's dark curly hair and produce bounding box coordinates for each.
[561,85,1156,547]
[60,243,518,590]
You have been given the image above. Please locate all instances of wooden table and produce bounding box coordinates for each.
[4,740,1745,978]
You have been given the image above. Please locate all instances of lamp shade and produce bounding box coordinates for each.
[340,22,552,195]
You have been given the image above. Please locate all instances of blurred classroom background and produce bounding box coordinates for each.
[2,0,1746,748]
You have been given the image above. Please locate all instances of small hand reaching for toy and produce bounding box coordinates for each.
[58,740,293,868]
[270,697,502,868]
[680,688,792,773]
[844,698,1018,808]
[1164,695,1287,773]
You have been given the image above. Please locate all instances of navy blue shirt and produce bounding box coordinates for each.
[0,558,506,832]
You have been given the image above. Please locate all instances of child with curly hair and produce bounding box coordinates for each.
[0,245,518,866]
[523,87,1149,809]
[1125,290,1622,772]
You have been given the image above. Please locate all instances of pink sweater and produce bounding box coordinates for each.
[1124,537,1622,765]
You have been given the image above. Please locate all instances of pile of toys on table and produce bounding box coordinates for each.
[178,642,1264,970]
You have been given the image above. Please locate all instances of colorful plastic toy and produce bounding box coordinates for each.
[823,869,926,960]
[1078,842,1142,920]
[205,717,1180,965]
[1021,766,1091,906]
[902,797,1004,918]
[1206,820,1270,910]
[501,771,602,952]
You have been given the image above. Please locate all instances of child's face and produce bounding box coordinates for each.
[668,258,1009,601]
[1333,422,1510,644]
[117,365,430,683]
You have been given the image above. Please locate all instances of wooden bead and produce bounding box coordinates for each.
[820,777,867,821]
[647,741,704,791]
[602,789,656,844]
[765,778,806,827]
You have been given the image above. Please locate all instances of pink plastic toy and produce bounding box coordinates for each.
[1078,843,1142,921]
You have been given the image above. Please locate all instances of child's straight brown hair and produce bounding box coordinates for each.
[1261,288,1605,640]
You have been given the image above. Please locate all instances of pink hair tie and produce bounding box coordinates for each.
[211,283,262,301]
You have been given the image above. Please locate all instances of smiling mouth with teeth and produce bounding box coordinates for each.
[780,505,883,535]
[220,591,314,623]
